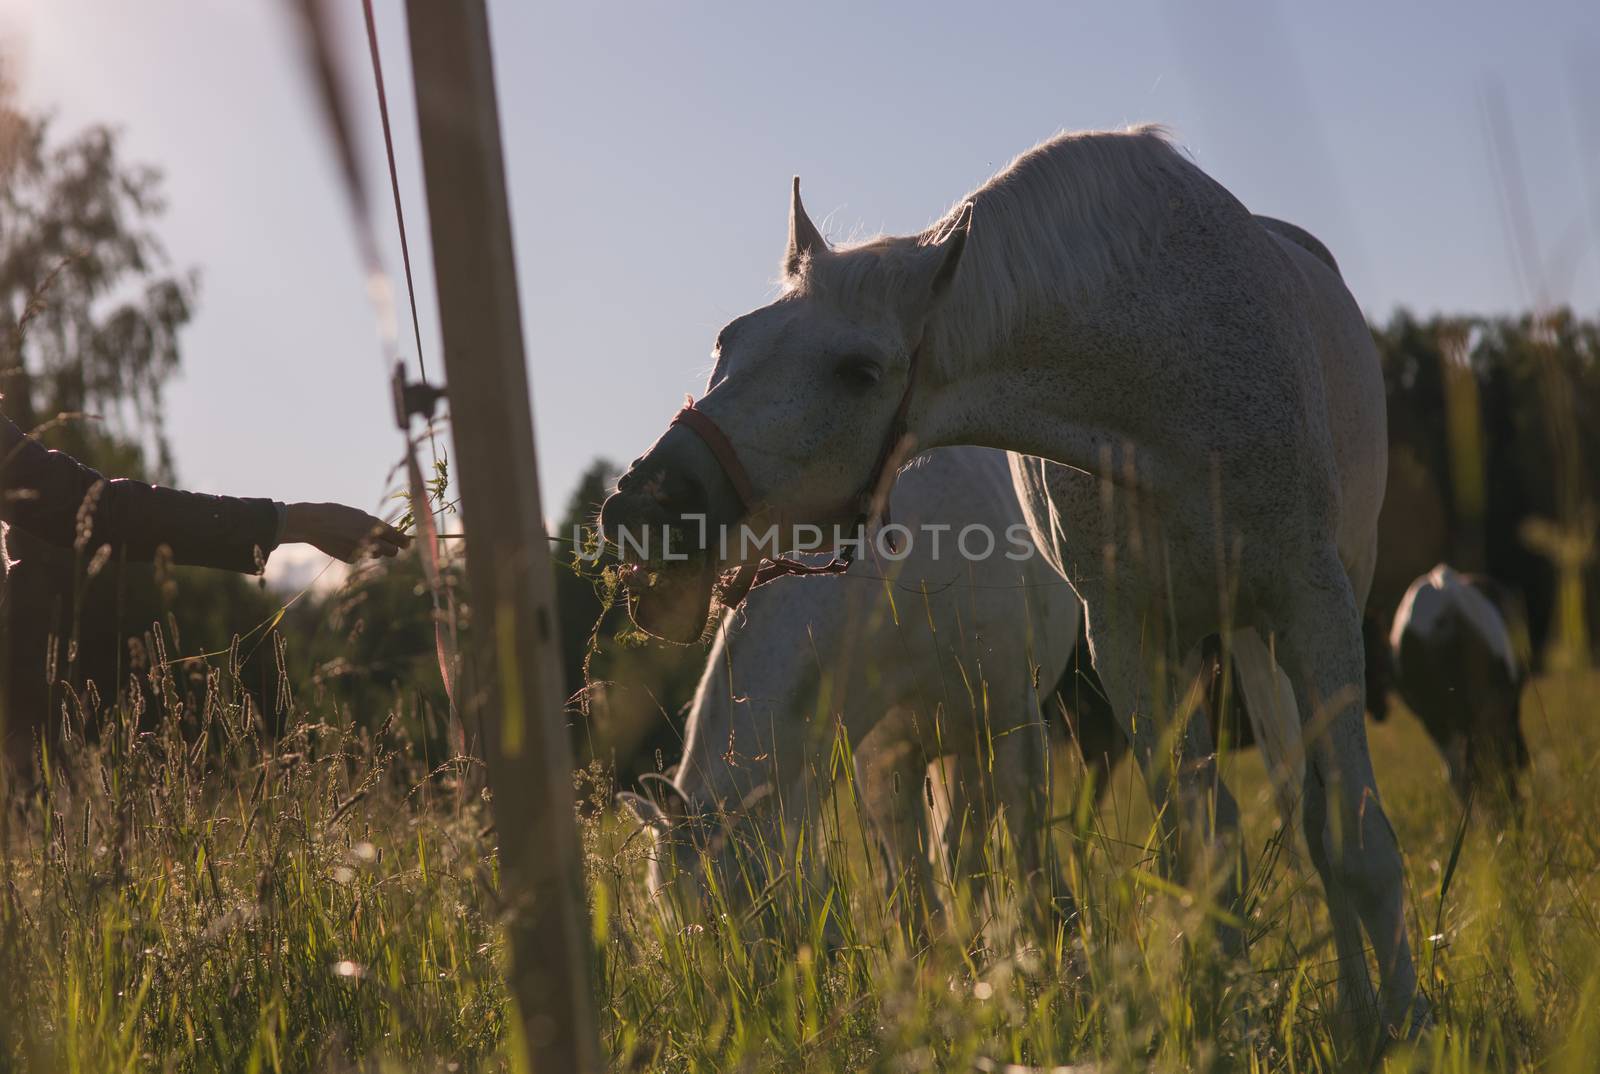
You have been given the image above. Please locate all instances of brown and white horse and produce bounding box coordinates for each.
[1389,564,1529,805]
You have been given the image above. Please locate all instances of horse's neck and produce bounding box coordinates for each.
[917,352,1177,502]
[673,624,748,808]
[673,592,833,808]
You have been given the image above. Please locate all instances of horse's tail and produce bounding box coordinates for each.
[1255,215,1342,278]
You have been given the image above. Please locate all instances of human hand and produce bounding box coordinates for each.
[281,502,411,562]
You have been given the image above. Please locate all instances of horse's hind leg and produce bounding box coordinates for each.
[1083,607,1247,956]
[1234,627,1380,1022]
[1278,555,1425,1040]
[1175,641,1248,957]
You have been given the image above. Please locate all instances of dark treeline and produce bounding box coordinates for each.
[1369,307,1600,671]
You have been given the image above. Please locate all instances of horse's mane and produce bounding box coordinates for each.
[798,125,1207,379]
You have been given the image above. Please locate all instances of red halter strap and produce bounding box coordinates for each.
[668,345,923,609]
[669,405,758,514]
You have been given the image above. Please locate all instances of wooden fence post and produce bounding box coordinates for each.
[403,3,602,1070]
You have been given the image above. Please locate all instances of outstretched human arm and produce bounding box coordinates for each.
[0,414,407,570]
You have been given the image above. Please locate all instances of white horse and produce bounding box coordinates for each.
[619,446,1082,936]
[601,126,1421,1037]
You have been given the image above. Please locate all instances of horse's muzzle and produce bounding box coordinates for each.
[601,425,744,553]
[599,423,745,643]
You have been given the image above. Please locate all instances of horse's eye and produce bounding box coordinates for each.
[832,356,882,390]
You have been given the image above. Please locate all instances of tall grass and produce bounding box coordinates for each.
[4,625,1600,1071]
[0,631,504,1072]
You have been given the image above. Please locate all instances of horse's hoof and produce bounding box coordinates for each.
[1382,993,1434,1044]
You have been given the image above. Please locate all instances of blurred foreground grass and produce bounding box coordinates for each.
[3,639,1600,1073]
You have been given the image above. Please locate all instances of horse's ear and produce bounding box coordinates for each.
[926,201,973,300]
[617,791,671,834]
[785,176,827,278]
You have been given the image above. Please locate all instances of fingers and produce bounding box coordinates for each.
[361,519,411,559]
[345,520,411,562]
[282,502,416,562]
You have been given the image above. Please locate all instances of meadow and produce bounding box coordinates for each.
[2,614,1599,1074]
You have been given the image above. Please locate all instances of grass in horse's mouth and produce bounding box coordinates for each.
[616,547,717,594]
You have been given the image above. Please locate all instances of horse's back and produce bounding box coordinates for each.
[1255,216,1340,278]
[1263,219,1388,604]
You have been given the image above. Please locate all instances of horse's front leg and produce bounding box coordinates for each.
[854,710,941,943]
[985,696,1077,933]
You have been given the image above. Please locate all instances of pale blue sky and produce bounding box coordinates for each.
[0,0,1596,545]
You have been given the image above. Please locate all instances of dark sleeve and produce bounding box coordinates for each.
[0,413,281,573]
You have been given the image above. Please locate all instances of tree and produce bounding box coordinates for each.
[553,457,619,702]
[0,72,193,476]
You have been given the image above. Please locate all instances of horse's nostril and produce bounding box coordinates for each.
[657,472,709,520]
[612,461,706,516]
[615,466,645,493]
[597,470,710,548]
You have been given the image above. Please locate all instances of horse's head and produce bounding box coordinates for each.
[599,180,972,640]
[617,779,790,924]
[617,786,716,918]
